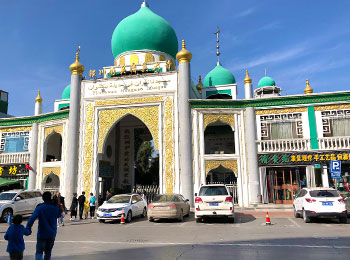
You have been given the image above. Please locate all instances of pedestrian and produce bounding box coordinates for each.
[78,191,86,220]
[70,193,78,221]
[106,190,112,201]
[4,215,31,260]
[53,192,65,227]
[89,193,96,219]
[26,191,60,260]
[83,198,90,219]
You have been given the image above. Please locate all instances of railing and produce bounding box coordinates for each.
[318,136,350,150]
[0,152,30,164]
[206,182,238,204]
[132,185,160,204]
[257,139,310,152]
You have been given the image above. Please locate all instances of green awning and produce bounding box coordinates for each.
[0,177,20,187]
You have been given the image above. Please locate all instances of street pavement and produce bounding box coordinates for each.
[0,211,349,260]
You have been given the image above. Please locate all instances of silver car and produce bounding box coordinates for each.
[0,190,43,222]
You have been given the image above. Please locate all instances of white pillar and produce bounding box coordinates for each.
[28,91,42,190]
[176,40,194,206]
[322,166,329,188]
[65,49,84,206]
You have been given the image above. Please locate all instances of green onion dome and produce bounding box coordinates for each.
[203,65,236,87]
[258,76,275,88]
[62,84,70,99]
[111,4,178,58]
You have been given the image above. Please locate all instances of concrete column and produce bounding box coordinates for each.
[322,166,329,188]
[28,91,42,190]
[65,49,84,206]
[244,70,261,205]
[176,40,194,206]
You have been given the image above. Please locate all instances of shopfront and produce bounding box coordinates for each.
[0,164,29,189]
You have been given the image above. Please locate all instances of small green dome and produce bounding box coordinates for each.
[258,76,275,88]
[62,84,70,99]
[111,5,178,58]
[203,65,236,87]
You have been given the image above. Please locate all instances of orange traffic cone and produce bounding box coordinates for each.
[266,212,271,225]
[120,213,125,224]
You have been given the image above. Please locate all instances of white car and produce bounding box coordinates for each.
[195,184,235,223]
[0,190,43,222]
[293,187,347,223]
[96,194,147,223]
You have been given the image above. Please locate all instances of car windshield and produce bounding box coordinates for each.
[153,195,176,202]
[310,190,339,197]
[107,195,130,204]
[0,193,16,201]
[199,186,228,196]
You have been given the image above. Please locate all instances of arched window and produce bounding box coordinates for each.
[44,133,62,162]
[204,122,235,154]
[206,165,237,184]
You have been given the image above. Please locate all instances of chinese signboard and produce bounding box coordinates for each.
[0,164,29,177]
[258,151,350,166]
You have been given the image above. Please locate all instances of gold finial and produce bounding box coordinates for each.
[35,90,42,103]
[196,75,203,94]
[69,46,85,75]
[244,70,252,84]
[304,79,313,94]
[176,40,192,64]
[214,27,221,65]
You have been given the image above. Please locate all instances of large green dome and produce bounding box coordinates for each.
[203,65,236,87]
[258,76,275,88]
[62,84,70,99]
[111,4,178,58]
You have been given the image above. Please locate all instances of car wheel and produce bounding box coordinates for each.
[99,219,105,223]
[303,210,311,223]
[294,207,301,218]
[178,210,184,222]
[195,217,202,223]
[141,207,147,218]
[184,207,190,217]
[126,211,132,223]
[1,209,13,223]
[340,217,347,224]
[148,217,154,222]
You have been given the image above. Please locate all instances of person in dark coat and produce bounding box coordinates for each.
[77,191,86,220]
[106,190,112,201]
[70,193,78,220]
[53,192,66,226]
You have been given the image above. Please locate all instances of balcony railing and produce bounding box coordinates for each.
[0,152,30,164]
[257,139,310,153]
[318,136,350,150]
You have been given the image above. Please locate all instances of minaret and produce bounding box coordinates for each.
[27,91,42,190]
[176,40,194,206]
[65,46,84,205]
[243,70,261,205]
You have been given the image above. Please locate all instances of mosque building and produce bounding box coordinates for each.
[1,1,349,208]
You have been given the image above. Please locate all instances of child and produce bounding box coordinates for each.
[4,215,31,260]
[83,198,90,219]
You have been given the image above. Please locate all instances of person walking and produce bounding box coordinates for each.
[26,191,60,260]
[53,192,65,227]
[4,215,31,260]
[89,193,96,219]
[78,191,86,220]
[70,193,78,221]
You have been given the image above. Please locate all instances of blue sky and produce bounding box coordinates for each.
[1,0,349,116]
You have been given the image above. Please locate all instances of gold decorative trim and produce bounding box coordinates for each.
[145,53,154,63]
[314,104,350,111]
[203,114,235,129]
[256,107,307,115]
[119,56,125,66]
[164,97,175,193]
[98,106,159,152]
[95,96,163,106]
[159,55,166,61]
[0,126,32,133]
[43,167,60,178]
[44,125,63,139]
[82,103,94,193]
[205,160,238,177]
[130,54,139,65]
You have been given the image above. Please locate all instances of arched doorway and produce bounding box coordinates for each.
[99,114,159,199]
[44,132,62,162]
[204,122,235,154]
[42,173,60,195]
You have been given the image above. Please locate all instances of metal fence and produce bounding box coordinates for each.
[132,185,160,204]
[206,182,239,204]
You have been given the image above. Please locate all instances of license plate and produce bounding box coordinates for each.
[322,202,333,206]
[103,213,112,217]
[209,203,219,206]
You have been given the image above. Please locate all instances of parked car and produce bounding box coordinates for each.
[0,190,43,222]
[194,184,235,223]
[147,194,190,222]
[293,187,347,223]
[96,194,147,223]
